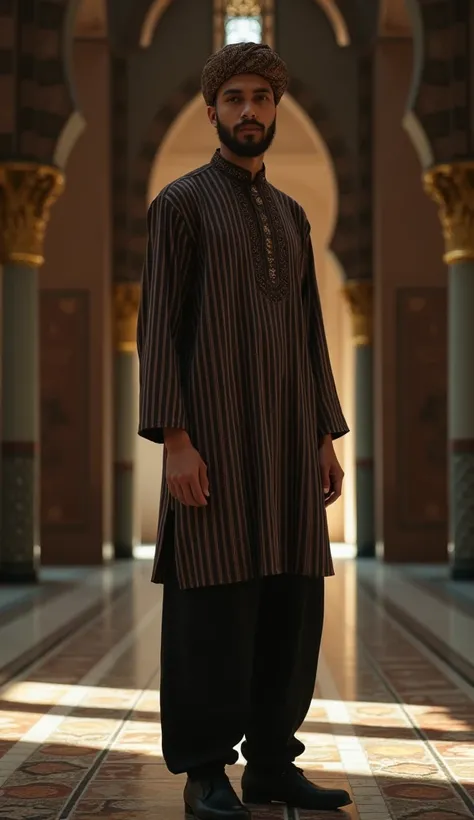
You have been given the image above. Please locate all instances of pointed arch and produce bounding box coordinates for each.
[313,0,350,46]
[288,78,358,279]
[139,0,174,47]
[137,0,349,50]
[127,75,358,282]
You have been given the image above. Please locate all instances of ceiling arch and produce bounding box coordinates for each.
[314,0,350,46]
[127,72,358,282]
[139,0,172,48]
[150,90,338,252]
[138,0,350,49]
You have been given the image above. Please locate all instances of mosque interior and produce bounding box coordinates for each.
[0,0,474,817]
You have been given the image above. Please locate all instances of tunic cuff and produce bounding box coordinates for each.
[138,416,188,445]
[317,419,350,443]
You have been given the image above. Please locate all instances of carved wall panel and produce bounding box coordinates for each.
[396,286,448,529]
[40,290,90,533]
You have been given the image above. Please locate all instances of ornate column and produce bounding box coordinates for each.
[424,162,474,579]
[343,279,375,557]
[112,282,140,559]
[0,162,64,582]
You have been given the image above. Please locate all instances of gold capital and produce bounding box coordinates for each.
[423,161,474,265]
[342,280,373,346]
[0,162,64,267]
[113,282,141,353]
[226,1,261,16]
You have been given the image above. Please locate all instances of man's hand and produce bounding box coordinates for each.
[319,435,344,507]
[164,429,209,507]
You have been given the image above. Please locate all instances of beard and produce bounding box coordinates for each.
[216,115,277,158]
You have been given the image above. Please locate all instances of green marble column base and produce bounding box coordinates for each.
[1,262,39,584]
[0,452,38,583]
[113,464,135,560]
[450,449,474,580]
[113,350,137,561]
[355,344,375,558]
[0,562,37,583]
[356,460,375,558]
[451,563,474,580]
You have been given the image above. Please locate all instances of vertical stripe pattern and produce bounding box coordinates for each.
[137,151,349,590]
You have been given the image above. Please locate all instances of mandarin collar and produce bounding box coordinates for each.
[211,150,266,185]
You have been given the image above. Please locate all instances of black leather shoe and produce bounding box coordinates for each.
[184,773,250,819]
[242,764,352,811]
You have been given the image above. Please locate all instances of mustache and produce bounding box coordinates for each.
[235,121,265,132]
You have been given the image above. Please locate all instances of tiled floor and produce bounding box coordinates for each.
[0,557,473,819]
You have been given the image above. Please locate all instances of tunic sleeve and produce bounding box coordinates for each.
[137,193,194,444]
[302,225,349,442]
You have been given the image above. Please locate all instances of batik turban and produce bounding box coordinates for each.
[201,42,289,106]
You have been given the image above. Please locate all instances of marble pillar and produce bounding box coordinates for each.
[0,162,64,582]
[112,282,140,559]
[343,280,375,557]
[424,162,474,579]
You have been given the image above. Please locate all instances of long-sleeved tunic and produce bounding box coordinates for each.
[137,150,349,589]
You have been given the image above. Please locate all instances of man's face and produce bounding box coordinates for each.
[208,73,277,158]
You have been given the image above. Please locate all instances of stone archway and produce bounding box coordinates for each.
[288,78,359,280]
[128,76,359,284]
[131,0,350,50]
[403,0,470,168]
[128,76,202,282]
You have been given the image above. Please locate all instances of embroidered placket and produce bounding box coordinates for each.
[210,153,290,302]
[251,185,278,283]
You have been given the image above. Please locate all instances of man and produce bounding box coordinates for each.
[138,42,351,819]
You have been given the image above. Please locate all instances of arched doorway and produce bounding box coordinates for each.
[138,92,355,547]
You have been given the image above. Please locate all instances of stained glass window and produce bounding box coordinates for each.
[214,0,273,52]
[224,1,263,45]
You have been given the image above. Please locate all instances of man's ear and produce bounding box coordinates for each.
[207,105,218,128]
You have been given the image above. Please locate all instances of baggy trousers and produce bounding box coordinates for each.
[159,523,325,775]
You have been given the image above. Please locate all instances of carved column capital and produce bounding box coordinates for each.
[113,282,141,353]
[0,162,64,268]
[423,161,474,265]
[342,279,373,346]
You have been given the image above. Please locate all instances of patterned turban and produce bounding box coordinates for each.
[201,42,289,106]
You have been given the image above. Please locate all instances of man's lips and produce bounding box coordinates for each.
[238,125,263,133]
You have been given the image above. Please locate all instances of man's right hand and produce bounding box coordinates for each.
[164,429,209,507]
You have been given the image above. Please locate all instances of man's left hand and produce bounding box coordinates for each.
[319,435,344,507]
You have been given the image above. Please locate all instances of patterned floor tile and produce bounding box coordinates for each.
[71,798,287,819]
[0,560,473,818]
[70,799,182,819]
[85,779,174,798]
[96,763,167,781]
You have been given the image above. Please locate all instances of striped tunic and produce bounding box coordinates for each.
[137,150,349,590]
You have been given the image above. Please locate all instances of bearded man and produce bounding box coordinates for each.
[138,42,351,819]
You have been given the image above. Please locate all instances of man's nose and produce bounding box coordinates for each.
[241,102,257,119]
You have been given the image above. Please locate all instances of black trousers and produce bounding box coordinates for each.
[159,525,325,776]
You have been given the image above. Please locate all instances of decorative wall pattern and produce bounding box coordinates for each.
[396,287,448,530]
[40,290,90,534]
[405,0,471,166]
